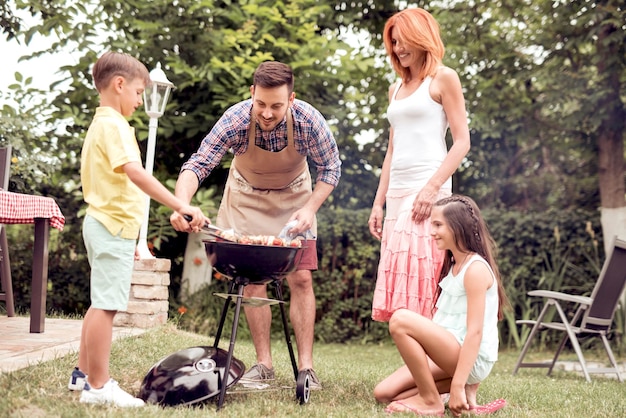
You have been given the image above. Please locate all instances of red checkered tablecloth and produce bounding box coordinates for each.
[0,190,65,231]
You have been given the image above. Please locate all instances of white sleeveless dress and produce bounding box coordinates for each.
[372,77,452,321]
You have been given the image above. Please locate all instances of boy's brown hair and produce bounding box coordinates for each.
[92,51,151,92]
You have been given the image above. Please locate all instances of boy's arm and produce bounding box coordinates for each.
[123,161,206,230]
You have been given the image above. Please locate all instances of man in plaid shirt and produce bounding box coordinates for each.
[171,61,341,390]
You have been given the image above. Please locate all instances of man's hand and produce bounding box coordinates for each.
[286,207,315,236]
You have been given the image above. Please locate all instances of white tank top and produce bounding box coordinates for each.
[387,77,450,190]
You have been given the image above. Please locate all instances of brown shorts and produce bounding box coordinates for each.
[297,239,318,271]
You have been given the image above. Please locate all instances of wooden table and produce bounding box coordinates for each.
[0,190,65,333]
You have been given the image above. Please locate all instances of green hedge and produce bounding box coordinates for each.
[310,206,608,348]
[7,204,618,351]
[483,207,606,348]
[4,184,91,316]
[187,205,609,349]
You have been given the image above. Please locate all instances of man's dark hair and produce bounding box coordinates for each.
[253,61,294,94]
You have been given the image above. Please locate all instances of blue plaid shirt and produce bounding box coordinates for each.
[182,99,341,187]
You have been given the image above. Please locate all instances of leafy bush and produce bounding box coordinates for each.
[171,207,388,343]
[313,206,611,348]
[8,202,617,351]
[170,204,612,351]
[5,182,91,316]
[485,207,605,348]
[313,208,388,343]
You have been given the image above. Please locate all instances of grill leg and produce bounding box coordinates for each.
[213,281,237,348]
[273,280,298,381]
[217,282,245,410]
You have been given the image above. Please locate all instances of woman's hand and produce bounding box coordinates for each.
[411,184,439,224]
[368,205,384,240]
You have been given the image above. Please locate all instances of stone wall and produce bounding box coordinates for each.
[114,258,171,328]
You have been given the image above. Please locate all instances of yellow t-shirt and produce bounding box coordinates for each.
[81,107,144,239]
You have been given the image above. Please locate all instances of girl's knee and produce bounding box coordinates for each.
[389,308,407,323]
[389,309,413,333]
[373,384,392,404]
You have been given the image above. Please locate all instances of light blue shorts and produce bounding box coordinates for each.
[467,356,496,385]
[82,215,136,311]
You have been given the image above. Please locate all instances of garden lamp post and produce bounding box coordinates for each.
[136,62,175,259]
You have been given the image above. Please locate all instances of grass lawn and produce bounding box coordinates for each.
[1,324,624,417]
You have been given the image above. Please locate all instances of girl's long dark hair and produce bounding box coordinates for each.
[433,195,509,320]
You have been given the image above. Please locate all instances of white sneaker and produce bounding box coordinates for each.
[79,378,144,407]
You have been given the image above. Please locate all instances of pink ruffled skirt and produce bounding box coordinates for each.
[371,188,449,322]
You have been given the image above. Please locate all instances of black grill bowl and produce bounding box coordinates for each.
[203,240,305,283]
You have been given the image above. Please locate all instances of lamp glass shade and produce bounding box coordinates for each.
[143,63,174,118]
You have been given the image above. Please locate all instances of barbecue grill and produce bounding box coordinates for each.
[203,238,312,409]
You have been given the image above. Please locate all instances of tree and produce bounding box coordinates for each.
[3,0,623,337]
[9,0,393,210]
[0,79,60,193]
[5,0,623,226]
[0,0,21,40]
[1,0,392,310]
[436,0,625,248]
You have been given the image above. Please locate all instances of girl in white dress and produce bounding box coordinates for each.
[375,195,509,417]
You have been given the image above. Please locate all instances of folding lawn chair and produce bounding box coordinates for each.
[513,236,626,382]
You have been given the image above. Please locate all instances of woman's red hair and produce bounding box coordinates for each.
[383,8,445,82]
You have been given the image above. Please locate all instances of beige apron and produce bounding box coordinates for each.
[216,109,317,236]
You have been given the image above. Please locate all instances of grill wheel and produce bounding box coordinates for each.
[296,370,311,404]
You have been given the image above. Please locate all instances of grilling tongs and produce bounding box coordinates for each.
[183,215,240,243]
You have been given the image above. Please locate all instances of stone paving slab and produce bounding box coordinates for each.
[0,316,145,373]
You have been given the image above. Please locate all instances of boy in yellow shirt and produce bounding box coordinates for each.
[70,51,207,407]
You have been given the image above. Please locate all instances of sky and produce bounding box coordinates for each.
[0,12,79,108]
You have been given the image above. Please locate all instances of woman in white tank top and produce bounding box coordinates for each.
[368,8,471,323]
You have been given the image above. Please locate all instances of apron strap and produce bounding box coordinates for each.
[287,109,293,147]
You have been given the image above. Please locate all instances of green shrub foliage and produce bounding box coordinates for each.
[313,208,389,343]
[6,205,612,349]
[5,183,91,316]
[310,206,606,347]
